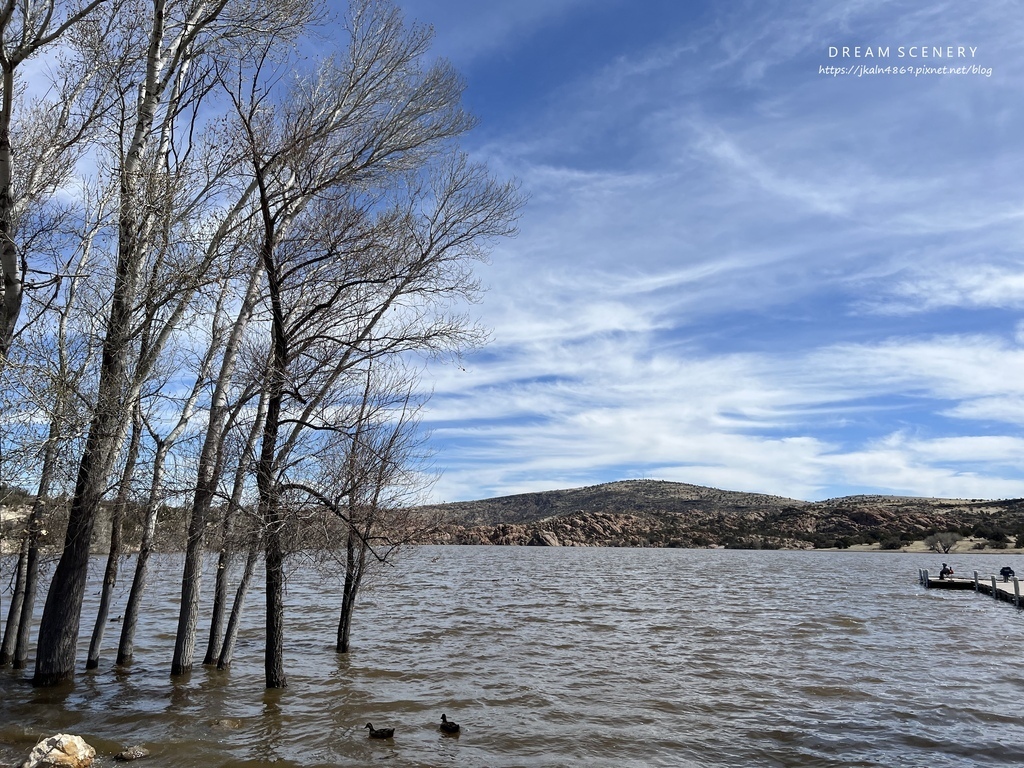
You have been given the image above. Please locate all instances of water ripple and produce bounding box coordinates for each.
[3,548,1024,766]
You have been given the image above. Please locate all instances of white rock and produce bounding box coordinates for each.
[20,734,96,768]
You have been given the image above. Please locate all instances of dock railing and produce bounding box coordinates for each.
[920,568,1022,611]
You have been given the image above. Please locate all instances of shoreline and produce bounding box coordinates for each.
[4,506,1022,556]
[2,541,1023,556]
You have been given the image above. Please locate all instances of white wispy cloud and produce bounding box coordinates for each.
[413,0,1024,503]
[945,397,1024,426]
[863,265,1024,314]
[425,326,1024,502]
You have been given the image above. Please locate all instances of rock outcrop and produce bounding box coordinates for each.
[416,480,1024,550]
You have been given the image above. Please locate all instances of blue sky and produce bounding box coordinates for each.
[386,0,1024,503]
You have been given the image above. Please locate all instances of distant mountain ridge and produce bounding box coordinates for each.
[418,479,1024,550]
[422,479,808,526]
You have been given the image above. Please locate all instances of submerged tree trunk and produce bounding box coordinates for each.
[85,503,124,670]
[203,514,235,667]
[34,395,129,686]
[86,401,142,669]
[116,437,170,666]
[258,381,287,687]
[13,525,42,669]
[217,538,260,670]
[336,525,369,653]
[32,157,149,687]
[258,302,287,688]
[204,384,269,666]
[0,531,29,665]
[264,510,286,688]
[170,495,208,676]
[35,387,138,683]
[251,153,287,689]
[11,372,62,670]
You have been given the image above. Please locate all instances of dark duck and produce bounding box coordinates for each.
[439,714,460,735]
[364,723,394,739]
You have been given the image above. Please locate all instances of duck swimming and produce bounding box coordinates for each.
[439,714,460,735]
[365,723,394,739]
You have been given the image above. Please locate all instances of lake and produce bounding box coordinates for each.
[2,547,1024,767]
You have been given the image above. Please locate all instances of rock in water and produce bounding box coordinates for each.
[20,734,96,768]
[114,746,150,762]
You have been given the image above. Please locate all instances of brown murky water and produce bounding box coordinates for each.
[2,547,1024,767]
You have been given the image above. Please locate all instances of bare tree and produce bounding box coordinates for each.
[0,186,106,668]
[203,360,270,666]
[83,397,141,669]
[213,383,271,670]
[240,145,520,688]
[0,0,113,365]
[32,0,313,687]
[170,260,265,675]
[925,532,960,554]
[172,0,481,687]
[293,364,437,654]
[7,0,519,690]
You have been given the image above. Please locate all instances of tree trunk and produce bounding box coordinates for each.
[86,401,142,670]
[32,113,155,684]
[217,538,260,670]
[258,324,287,688]
[203,517,234,667]
[0,64,22,365]
[0,530,29,665]
[170,496,208,676]
[252,162,287,690]
[264,510,286,688]
[336,524,368,654]
[33,316,136,684]
[11,436,58,669]
[116,437,170,666]
[33,362,135,686]
[85,503,124,670]
[33,444,122,684]
[13,532,42,669]
[258,380,286,688]
[204,383,269,665]
[115,551,148,667]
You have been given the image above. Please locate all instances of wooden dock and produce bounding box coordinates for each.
[919,568,1023,608]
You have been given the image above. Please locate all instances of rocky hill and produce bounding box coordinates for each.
[418,479,1024,550]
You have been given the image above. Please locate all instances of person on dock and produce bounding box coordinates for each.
[1000,566,1015,582]
[939,563,954,580]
